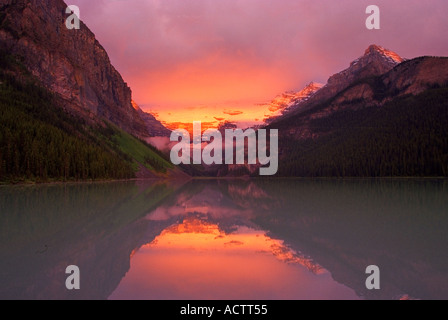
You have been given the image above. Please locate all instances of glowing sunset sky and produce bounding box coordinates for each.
[71,0,448,127]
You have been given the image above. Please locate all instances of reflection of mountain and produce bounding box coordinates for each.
[145,180,257,233]
[110,216,332,300]
[162,179,448,300]
[146,216,324,276]
[0,181,183,299]
[2,179,447,299]
[130,179,448,300]
[242,179,448,300]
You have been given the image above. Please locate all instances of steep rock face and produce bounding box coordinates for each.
[132,101,171,137]
[327,45,403,89]
[0,0,151,137]
[322,45,404,99]
[383,56,448,96]
[333,56,448,109]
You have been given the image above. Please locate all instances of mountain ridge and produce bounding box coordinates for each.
[263,82,323,124]
[265,45,448,177]
[132,101,171,137]
[0,0,170,139]
[0,0,181,183]
[273,44,405,124]
[269,45,448,137]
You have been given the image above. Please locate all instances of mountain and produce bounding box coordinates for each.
[268,45,448,177]
[264,82,323,124]
[0,0,179,183]
[323,44,404,97]
[265,45,403,126]
[279,45,404,122]
[0,0,170,139]
[132,101,171,137]
[193,45,448,178]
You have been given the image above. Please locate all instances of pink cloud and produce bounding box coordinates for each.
[70,0,448,112]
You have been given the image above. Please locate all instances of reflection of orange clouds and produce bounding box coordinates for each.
[149,218,325,275]
[163,217,216,235]
[147,202,254,222]
[150,218,271,252]
[110,217,359,300]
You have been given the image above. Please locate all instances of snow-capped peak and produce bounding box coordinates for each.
[363,44,404,64]
[262,82,324,123]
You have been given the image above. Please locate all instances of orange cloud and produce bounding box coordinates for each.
[166,121,217,134]
[73,0,448,128]
[223,110,244,116]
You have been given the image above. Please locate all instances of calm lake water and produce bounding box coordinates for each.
[0,179,447,300]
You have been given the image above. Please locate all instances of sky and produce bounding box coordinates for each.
[70,0,448,128]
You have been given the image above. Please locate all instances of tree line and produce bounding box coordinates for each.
[276,87,448,177]
[0,63,135,183]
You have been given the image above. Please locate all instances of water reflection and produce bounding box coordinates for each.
[0,179,447,300]
[109,217,351,300]
[0,181,179,300]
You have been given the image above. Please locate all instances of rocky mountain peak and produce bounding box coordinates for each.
[363,44,403,63]
[131,101,171,137]
[262,82,324,124]
[271,45,406,121]
[341,44,403,78]
[354,44,404,68]
[316,45,404,101]
[301,82,324,95]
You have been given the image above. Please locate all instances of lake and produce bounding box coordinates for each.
[0,179,447,300]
